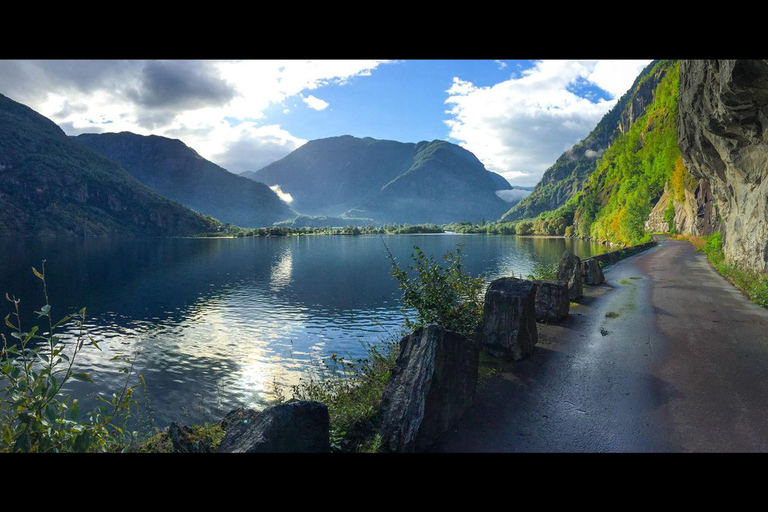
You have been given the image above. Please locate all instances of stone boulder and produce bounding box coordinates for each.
[379,324,479,453]
[219,407,260,432]
[581,258,605,285]
[215,401,330,453]
[481,277,538,360]
[557,250,583,300]
[534,280,570,323]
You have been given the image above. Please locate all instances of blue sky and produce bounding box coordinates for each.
[0,59,652,187]
[272,60,540,143]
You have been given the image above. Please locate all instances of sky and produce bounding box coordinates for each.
[0,59,653,187]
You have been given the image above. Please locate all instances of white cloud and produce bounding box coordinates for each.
[585,148,604,158]
[0,59,386,171]
[496,189,533,203]
[445,59,652,187]
[588,60,653,97]
[302,94,329,111]
[270,184,294,203]
[209,124,307,174]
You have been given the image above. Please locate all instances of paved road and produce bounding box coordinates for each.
[435,236,768,452]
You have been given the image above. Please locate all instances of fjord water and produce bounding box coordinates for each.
[0,234,609,428]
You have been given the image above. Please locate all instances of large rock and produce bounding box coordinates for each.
[679,59,768,271]
[379,324,479,452]
[557,251,583,300]
[581,258,605,285]
[533,280,570,323]
[481,277,538,359]
[215,401,330,453]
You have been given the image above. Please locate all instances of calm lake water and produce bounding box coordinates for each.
[0,234,609,428]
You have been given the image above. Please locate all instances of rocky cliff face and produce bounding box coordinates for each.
[646,179,720,236]
[618,64,668,135]
[678,60,768,271]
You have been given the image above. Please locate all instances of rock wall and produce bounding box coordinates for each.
[678,60,768,271]
[586,241,657,267]
[646,179,720,236]
[619,63,668,135]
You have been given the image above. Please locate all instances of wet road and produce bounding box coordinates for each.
[435,236,768,452]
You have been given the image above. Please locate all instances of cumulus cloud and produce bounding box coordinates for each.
[587,60,653,97]
[0,59,385,172]
[0,60,141,105]
[210,124,306,174]
[126,60,236,110]
[445,59,652,187]
[302,94,329,111]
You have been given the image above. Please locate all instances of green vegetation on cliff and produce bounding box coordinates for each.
[574,60,681,245]
[501,60,661,222]
[510,61,683,245]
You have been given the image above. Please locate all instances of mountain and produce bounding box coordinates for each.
[243,136,420,217]
[75,132,295,228]
[243,135,512,224]
[519,58,768,275]
[0,93,222,236]
[501,60,663,222]
[347,140,511,224]
[510,60,688,245]
[569,60,682,245]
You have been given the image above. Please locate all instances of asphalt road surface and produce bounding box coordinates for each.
[434,236,768,452]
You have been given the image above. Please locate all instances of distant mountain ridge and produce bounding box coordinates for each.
[243,135,513,224]
[75,132,296,228]
[0,93,221,236]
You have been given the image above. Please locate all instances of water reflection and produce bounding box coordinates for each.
[0,234,609,427]
[270,244,293,292]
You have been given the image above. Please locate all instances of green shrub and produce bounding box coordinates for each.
[700,232,768,307]
[0,262,143,452]
[527,261,559,281]
[387,244,485,338]
[287,339,399,453]
[705,232,723,260]
[664,199,676,234]
[516,220,534,236]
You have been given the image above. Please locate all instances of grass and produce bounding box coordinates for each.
[673,233,768,307]
[605,311,620,318]
[285,339,400,453]
[619,279,632,285]
[630,276,643,280]
[141,423,225,453]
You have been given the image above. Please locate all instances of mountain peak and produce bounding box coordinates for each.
[245,134,510,223]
